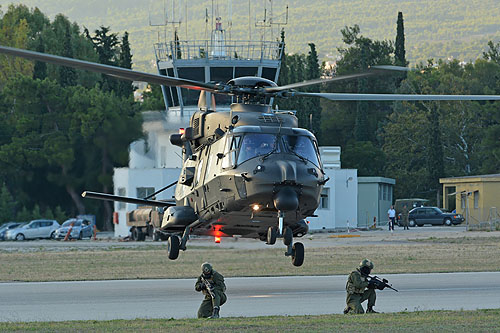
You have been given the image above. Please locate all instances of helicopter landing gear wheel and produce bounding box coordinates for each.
[292,242,304,267]
[167,235,180,260]
[283,227,293,246]
[266,226,277,245]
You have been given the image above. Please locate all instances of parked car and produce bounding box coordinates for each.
[54,218,94,240]
[408,207,465,227]
[395,198,429,224]
[5,219,60,240]
[0,222,25,240]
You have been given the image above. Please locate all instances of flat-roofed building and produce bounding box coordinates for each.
[440,174,500,229]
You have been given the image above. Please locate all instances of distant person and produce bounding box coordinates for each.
[343,259,379,314]
[195,262,227,318]
[388,205,396,232]
[401,204,410,230]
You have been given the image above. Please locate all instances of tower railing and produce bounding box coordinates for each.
[154,40,283,62]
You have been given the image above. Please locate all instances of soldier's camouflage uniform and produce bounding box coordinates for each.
[401,205,409,230]
[195,270,227,318]
[344,269,376,314]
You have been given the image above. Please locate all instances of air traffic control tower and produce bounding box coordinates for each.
[153,16,284,114]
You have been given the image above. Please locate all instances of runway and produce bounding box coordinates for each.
[1,272,499,322]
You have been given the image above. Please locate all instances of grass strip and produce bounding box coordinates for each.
[1,236,500,281]
[1,309,499,332]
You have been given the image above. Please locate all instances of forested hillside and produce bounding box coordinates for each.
[1,0,499,71]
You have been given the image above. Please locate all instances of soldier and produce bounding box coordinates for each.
[343,259,379,314]
[401,203,410,230]
[195,262,227,318]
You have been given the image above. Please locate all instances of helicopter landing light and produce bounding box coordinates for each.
[252,204,261,211]
[254,165,265,174]
[214,236,221,243]
[179,128,185,135]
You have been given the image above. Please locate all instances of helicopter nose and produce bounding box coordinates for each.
[273,187,299,211]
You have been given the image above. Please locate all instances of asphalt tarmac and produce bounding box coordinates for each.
[1,271,499,322]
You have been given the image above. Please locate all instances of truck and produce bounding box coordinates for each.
[126,206,164,241]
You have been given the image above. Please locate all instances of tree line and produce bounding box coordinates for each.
[277,13,500,206]
[0,4,142,230]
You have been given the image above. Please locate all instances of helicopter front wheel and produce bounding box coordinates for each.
[266,226,277,245]
[167,235,180,260]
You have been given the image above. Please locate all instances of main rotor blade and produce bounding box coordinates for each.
[0,45,218,91]
[265,65,409,93]
[292,92,500,101]
[82,191,175,207]
[264,72,375,93]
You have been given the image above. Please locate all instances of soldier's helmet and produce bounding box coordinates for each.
[359,259,374,270]
[201,262,213,277]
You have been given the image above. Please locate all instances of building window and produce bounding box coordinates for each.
[388,186,392,203]
[383,185,387,201]
[461,193,466,209]
[474,191,479,209]
[117,188,126,210]
[320,188,329,209]
[136,187,155,208]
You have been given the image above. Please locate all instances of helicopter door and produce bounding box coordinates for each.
[202,145,219,209]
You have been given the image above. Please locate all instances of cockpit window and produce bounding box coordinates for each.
[237,133,279,164]
[282,135,320,166]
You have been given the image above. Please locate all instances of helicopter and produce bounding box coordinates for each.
[1,45,500,266]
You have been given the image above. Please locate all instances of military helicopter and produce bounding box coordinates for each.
[1,45,500,267]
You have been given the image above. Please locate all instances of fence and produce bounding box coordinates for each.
[466,207,500,231]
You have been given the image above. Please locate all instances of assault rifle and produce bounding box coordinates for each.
[201,276,216,299]
[368,275,398,292]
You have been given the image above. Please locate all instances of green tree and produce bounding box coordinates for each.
[394,12,408,67]
[141,84,165,111]
[117,31,134,98]
[322,25,395,175]
[304,43,322,140]
[0,183,16,222]
[84,25,120,92]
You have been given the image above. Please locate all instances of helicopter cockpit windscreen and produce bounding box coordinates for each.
[237,133,280,164]
[282,135,321,167]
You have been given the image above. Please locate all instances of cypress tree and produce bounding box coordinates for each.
[395,12,408,67]
[305,43,322,139]
[59,21,77,87]
[118,31,134,98]
[33,35,47,80]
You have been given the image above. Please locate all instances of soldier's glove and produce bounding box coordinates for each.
[368,280,376,289]
[195,285,202,292]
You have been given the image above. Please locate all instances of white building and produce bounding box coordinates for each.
[113,112,359,236]
[306,147,358,230]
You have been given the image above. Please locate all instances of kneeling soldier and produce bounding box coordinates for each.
[344,259,378,314]
[195,262,227,318]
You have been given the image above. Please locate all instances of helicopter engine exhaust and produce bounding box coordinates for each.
[273,187,299,212]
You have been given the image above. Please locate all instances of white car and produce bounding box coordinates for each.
[5,219,60,241]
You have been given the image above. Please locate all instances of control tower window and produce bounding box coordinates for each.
[262,67,277,81]
[178,67,205,106]
[211,67,233,105]
[235,67,258,77]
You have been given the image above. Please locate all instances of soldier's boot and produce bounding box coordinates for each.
[366,306,379,313]
[343,307,350,314]
[209,306,220,319]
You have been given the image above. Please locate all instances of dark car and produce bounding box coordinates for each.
[408,207,465,227]
[0,222,25,240]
